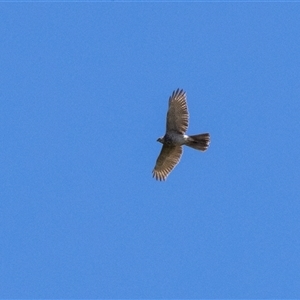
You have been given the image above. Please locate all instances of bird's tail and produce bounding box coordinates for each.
[185,133,210,151]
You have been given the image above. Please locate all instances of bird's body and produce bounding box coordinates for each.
[157,132,188,146]
[152,89,210,181]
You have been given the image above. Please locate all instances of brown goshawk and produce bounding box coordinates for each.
[152,89,210,181]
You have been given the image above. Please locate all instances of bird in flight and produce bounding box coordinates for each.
[152,89,210,181]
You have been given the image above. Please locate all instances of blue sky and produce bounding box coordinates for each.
[1,3,300,298]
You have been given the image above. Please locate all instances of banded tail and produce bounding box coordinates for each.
[185,133,210,151]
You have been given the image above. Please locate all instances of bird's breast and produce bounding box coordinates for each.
[164,132,186,146]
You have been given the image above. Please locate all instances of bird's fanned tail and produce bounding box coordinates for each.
[185,133,210,151]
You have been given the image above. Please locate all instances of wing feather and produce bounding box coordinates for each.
[152,145,183,181]
[166,89,189,134]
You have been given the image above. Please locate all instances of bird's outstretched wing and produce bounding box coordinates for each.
[152,145,183,181]
[166,89,189,134]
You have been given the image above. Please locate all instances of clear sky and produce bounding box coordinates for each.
[1,2,300,299]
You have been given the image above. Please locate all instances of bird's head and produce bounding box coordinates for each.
[157,137,164,144]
